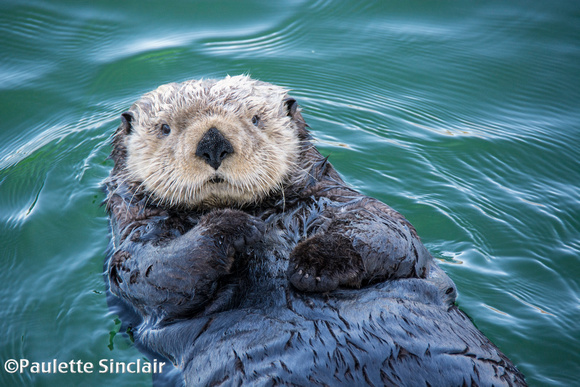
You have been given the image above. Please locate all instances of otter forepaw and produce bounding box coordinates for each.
[288,233,364,292]
[199,209,266,254]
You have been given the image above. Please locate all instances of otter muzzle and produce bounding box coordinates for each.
[195,127,234,170]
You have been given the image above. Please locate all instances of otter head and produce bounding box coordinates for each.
[118,75,305,209]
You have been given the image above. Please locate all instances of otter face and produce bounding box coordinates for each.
[120,75,302,209]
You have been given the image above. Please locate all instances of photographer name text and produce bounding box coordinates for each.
[4,358,166,374]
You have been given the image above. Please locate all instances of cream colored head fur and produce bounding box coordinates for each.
[121,75,302,209]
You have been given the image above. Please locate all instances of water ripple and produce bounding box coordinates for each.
[1,0,579,385]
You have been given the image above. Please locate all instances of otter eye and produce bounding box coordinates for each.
[160,123,171,136]
[251,115,260,126]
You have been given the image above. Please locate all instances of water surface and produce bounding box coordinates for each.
[1,0,579,385]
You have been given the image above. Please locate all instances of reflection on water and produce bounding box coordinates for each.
[1,0,579,385]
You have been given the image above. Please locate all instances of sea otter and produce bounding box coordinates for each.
[104,75,526,386]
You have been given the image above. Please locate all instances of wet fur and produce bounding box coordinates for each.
[104,75,526,386]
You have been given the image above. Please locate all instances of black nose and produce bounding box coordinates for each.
[195,127,234,170]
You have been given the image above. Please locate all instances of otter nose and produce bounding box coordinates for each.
[195,127,234,170]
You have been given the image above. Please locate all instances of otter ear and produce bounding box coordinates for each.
[284,98,298,118]
[120,111,134,134]
[283,96,310,140]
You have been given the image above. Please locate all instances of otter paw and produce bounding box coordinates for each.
[288,233,364,292]
[200,209,266,253]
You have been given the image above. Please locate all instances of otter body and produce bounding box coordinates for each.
[105,76,525,386]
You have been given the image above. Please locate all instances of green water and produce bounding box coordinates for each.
[1,0,579,385]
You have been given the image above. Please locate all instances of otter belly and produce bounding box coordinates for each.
[137,266,519,387]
